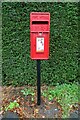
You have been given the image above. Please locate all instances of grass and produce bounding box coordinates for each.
[42,83,79,118]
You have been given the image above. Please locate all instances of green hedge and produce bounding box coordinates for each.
[2,2,79,86]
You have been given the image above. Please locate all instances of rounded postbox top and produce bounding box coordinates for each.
[30,12,50,32]
[30,12,50,15]
[30,12,50,22]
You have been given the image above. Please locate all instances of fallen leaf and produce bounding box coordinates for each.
[30,103,35,107]
[34,109,39,117]
[12,96,15,101]
[25,102,30,106]
[45,105,50,110]
[0,111,3,115]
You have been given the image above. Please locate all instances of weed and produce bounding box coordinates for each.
[5,101,19,111]
[21,88,35,102]
[21,88,34,96]
[42,83,79,118]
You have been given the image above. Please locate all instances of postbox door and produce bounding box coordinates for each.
[30,32,49,59]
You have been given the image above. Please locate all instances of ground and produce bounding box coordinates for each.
[0,85,79,119]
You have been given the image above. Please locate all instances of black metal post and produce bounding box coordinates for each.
[37,60,41,105]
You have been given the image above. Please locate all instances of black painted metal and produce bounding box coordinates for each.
[37,60,41,105]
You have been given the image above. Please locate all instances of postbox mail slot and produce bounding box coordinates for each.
[32,21,48,24]
[31,21,49,32]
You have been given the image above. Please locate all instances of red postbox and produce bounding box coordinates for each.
[30,12,50,59]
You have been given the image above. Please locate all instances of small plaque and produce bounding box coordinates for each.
[36,37,44,52]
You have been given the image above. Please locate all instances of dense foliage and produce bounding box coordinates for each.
[2,2,79,86]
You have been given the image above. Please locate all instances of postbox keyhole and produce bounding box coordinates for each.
[39,32,42,36]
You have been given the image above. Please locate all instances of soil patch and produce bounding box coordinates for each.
[1,85,62,119]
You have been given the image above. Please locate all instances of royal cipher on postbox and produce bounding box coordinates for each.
[30,12,50,60]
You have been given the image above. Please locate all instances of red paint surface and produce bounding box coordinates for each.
[30,12,50,60]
